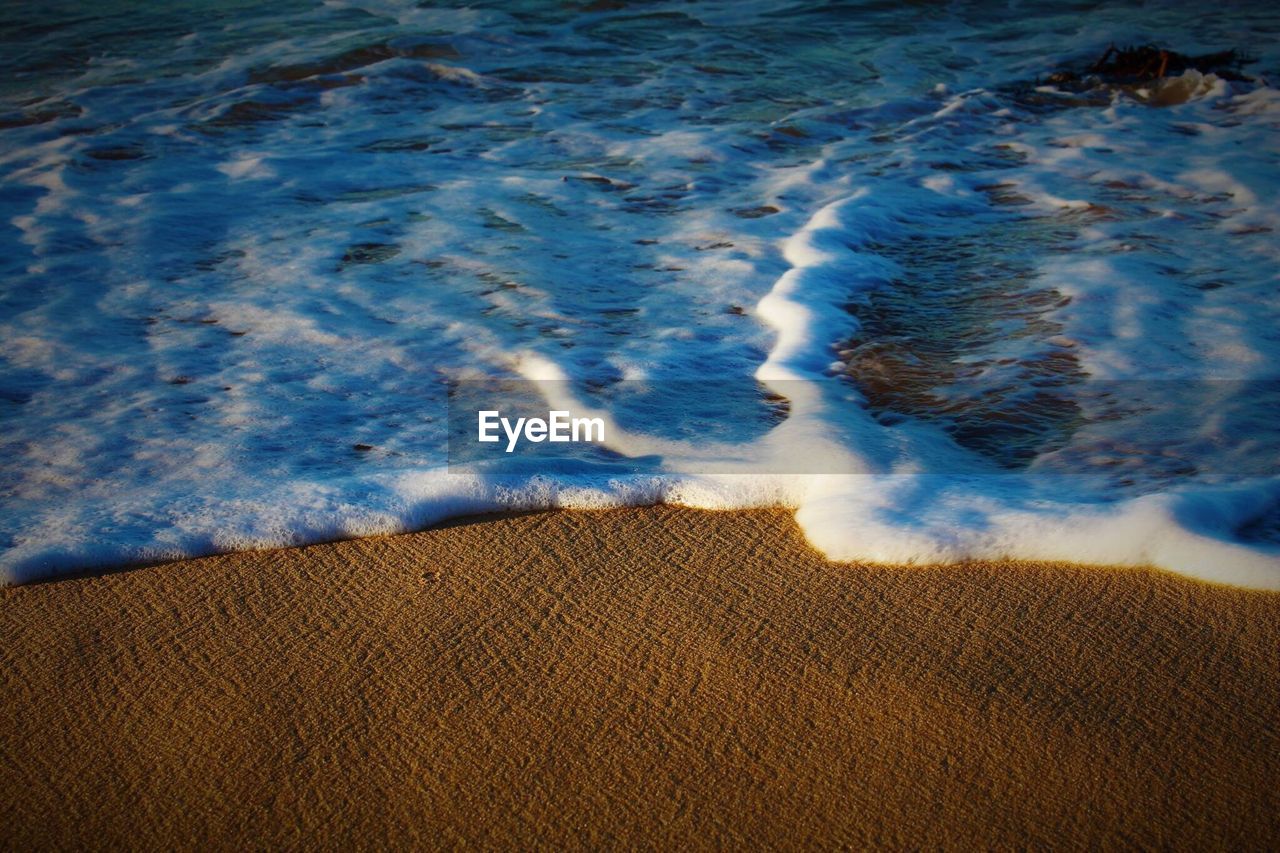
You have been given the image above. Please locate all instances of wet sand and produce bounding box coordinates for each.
[2,506,1278,849]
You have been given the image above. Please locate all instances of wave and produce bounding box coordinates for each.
[2,0,1278,586]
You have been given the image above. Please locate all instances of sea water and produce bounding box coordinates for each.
[2,0,1278,586]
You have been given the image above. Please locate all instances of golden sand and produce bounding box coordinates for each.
[2,506,1278,848]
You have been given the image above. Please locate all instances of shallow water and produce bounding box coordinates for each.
[2,0,1279,585]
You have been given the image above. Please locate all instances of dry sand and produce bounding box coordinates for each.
[2,506,1278,849]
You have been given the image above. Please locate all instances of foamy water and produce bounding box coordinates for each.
[2,0,1278,586]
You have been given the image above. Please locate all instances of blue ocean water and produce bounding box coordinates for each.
[2,0,1279,585]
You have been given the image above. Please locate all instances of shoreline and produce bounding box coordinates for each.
[3,505,1278,847]
[10,501,1276,594]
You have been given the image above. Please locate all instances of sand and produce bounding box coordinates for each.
[2,506,1278,849]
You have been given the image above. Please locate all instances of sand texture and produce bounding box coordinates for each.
[3,506,1278,849]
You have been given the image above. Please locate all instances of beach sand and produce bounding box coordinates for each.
[2,506,1277,849]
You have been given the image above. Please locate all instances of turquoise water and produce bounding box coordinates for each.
[2,1,1279,584]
